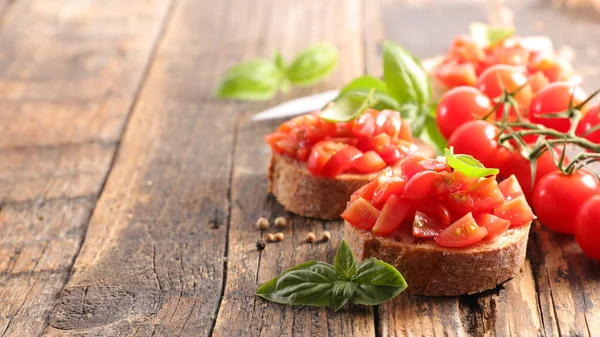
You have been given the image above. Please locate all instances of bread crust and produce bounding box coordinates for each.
[344,222,531,296]
[267,141,436,220]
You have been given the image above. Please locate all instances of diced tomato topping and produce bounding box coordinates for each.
[498,175,524,200]
[436,60,478,87]
[473,213,511,239]
[353,151,386,174]
[412,211,446,238]
[466,177,506,210]
[414,197,452,227]
[372,195,412,236]
[307,140,345,176]
[435,213,488,248]
[404,171,439,201]
[493,195,535,226]
[320,145,363,177]
[400,155,428,179]
[372,176,407,205]
[341,197,380,230]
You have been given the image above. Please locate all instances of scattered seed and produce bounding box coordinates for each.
[256,239,266,251]
[266,233,276,242]
[256,217,269,230]
[322,231,331,242]
[275,232,285,242]
[274,217,287,228]
[306,232,316,243]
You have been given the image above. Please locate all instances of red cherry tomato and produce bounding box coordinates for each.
[505,147,565,202]
[448,120,512,171]
[529,82,588,133]
[533,170,600,234]
[474,213,511,239]
[576,105,600,144]
[476,65,532,120]
[436,87,494,139]
[352,151,386,173]
[341,197,380,230]
[435,213,488,248]
[372,195,412,236]
[493,195,535,226]
[575,195,600,261]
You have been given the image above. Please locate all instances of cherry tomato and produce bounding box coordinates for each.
[476,65,532,120]
[505,147,565,202]
[528,82,588,133]
[404,171,439,200]
[527,71,550,93]
[474,213,511,239]
[533,170,600,234]
[575,195,600,261]
[413,211,445,238]
[434,213,488,248]
[341,197,380,230]
[576,105,600,144]
[436,87,494,139]
[372,195,412,236]
[448,120,512,171]
[352,151,386,173]
[493,195,535,226]
[435,60,478,87]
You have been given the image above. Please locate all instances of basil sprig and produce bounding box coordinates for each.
[444,147,499,177]
[216,43,338,101]
[469,22,514,47]
[255,240,407,311]
[319,89,378,122]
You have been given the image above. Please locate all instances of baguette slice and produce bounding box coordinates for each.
[344,222,531,296]
[268,141,436,220]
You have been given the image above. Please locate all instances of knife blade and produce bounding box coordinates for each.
[250,89,340,121]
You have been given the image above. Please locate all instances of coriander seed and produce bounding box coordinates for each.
[256,239,266,251]
[266,233,276,242]
[274,216,287,228]
[275,232,285,242]
[321,231,331,242]
[256,217,269,230]
[306,232,316,243]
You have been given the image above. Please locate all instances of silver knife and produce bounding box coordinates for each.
[251,89,340,121]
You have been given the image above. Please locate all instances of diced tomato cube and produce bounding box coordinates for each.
[435,60,478,87]
[341,197,381,230]
[319,145,363,177]
[493,195,535,226]
[467,176,505,210]
[372,195,412,236]
[404,171,439,201]
[400,155,428,180]
[372,176,407,205]
[412,211,445,238]
[473,213,511,239]
[498,175,524,200]
[353,151,386,174]
[434,213,488,248]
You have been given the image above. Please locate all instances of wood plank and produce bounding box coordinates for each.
[0,0,173,336]
[212,0,376,336]
[44,0,241,335]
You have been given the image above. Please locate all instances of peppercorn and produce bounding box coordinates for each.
[275,232,285,242]
[256,239,266,251]
[266,233,276,242]
[274,216,287,228]
[306,232,316,243]
[256,217,269,230]
[322,231,331,242]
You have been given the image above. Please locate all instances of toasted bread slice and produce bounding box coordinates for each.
[344,222,531,296]
[268,141,436,220]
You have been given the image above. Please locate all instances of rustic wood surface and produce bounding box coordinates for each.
[0,0,599,336]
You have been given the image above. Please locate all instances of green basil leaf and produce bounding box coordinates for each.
[332,280,357,312]
[255,261,337,307]
[286,43,338,86]
[351,258,407,305]
[319,89,378,122]
[418,104,447,154]
[469,22,514,47]
[340,75,389,95]
[216,59,283,101]
[272,51,291,93]
[340,90,401,112]
[444,147,499,177]
[382,40,430,106]
[334,240,358,280]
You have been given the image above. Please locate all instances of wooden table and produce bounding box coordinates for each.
[1,0,599,336]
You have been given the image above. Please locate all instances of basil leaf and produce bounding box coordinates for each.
[444,147,499,177]
[469,22,514,47]
[216,59,283,101]
[273,51,291,94]
[382,40,430,106]
[351,258,407,305]
[255,261,337,307]
[319,89,377,122]
[332,280,357,312]
[418,104,447,154]
[340,75,389,95]
[334,240,358,280]
[341,90,401,112]
[286,43,338,86]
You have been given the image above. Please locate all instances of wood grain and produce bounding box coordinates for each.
[0,0,172,336]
